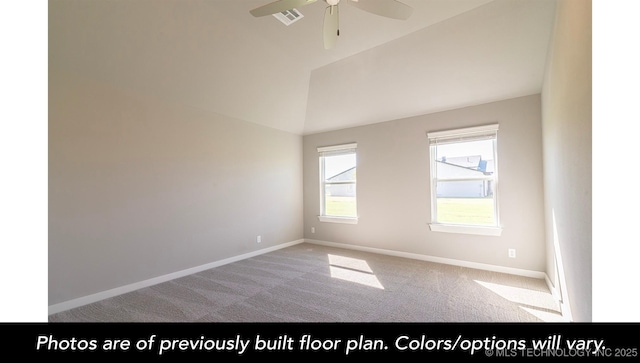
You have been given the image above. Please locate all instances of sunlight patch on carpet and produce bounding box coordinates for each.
[328,254,384,289]
[520,306,567,322]
[474,280,562,322]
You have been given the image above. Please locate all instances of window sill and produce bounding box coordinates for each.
[318,216,358,224]
[429,223,502,236]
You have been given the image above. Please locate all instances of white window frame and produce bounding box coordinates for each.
[317,143,358,224]
[427,124,502,236]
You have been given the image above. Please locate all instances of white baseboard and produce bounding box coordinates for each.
[543,273,568,319]
[542,274,572,322]
[48,239,305,315]
[544,273,559,300]
[304,238,547,279]
[558,300,573,322]
[50,238,571,321]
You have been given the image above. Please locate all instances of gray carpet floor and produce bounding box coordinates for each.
[48,243,563,322]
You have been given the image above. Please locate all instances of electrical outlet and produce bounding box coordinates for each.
[311,227,315,234]
[508,249,516,258]
[257,235,261,243]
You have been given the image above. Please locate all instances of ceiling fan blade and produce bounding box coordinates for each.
[323,5,339,50]
[250,0,317,17]
[348,0,413,20]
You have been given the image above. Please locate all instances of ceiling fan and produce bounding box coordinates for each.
[250,0,413,50]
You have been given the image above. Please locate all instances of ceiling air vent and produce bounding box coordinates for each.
[272,8,304,26]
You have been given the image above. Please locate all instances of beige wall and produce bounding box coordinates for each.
[49,69,303,306]
[46,0,594,322]
[303,95,546,272]
[541,0,592,322]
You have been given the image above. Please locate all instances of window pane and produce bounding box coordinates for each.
[436,180,494,198]
[435,139,494,161]
[436,197,495,226]
[436,180,495,226]
[323,153,356,182]
[324,184,357,217]
[435,139,495,179]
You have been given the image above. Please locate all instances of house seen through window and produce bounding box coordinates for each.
[428,125,501,236]
[318,143,357,223]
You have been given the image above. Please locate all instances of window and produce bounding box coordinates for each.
[318,143,358,224]
[427,124,502,236]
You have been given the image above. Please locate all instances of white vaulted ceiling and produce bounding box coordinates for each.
[49,0,557,135]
